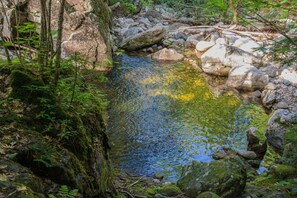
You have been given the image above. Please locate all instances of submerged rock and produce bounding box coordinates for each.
[120,26,166,51]
[152,48,184,62]
[177,157,246,198]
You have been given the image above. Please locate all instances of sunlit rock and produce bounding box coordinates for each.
[226,65,269,91]
[120,26,166,51]
[196,41,215,52]
[152,48,184,62]
[201,43,260,76]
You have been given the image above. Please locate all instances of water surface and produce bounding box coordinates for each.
[107,54,265,181]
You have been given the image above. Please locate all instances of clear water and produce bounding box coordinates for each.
[107,54,263,181]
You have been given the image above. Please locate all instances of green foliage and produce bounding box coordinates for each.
[110,0,153,13]
[30,141,56,168]
[55,54,108,116]
[49,185,78,198]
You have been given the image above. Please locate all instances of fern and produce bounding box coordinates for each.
[48,185,78,198]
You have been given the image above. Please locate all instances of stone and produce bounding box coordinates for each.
[275,102,289,109]
[2,9,27,39]
[266,109,297,152]
[120,26,166,51]
[177,157,246,198]
[265,65,279,77]
[197,192,221,198]
[61,25,110,70]
[265,83,277,90]
[247,127,260,145]
[280,69,297,86]
[233,37,263,57]
[196,41,215,52]
[139,17,152,28]
[152,48,184,62]
[261,90,277,108]
[201,43,260,76]
[226,65,269,91]
[238,151,257,160]
[146,185,182,198]
[123,27,144,38]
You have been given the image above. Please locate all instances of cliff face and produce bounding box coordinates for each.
[0,0,112,70]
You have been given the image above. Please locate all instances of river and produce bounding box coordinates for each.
[107,54,267,181]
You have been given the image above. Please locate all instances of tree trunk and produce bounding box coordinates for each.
[39,0,48,78]
[54,0,66,86]
[229,0,238,24]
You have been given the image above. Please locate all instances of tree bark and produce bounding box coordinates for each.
[54,0,66,86]
[229,0,238,24]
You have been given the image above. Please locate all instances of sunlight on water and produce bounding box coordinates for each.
[107,54,268,181]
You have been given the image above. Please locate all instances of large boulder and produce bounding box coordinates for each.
[177,157,246,198]
[152,48,184,62]
[2,0,112,69]
[2,9,27,39]
[233,37,263,57]
[266,109,297,152]
[226,65,269,91]
[120,26,166,51]
[201,43,260,76]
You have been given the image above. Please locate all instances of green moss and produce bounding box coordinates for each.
[249,175,279,189]
[280,142,297,169]
[285,124,297,144]
[198,192,221,198]
[10,70,50,104]
[270,164,297,179]
[146,185,182,197]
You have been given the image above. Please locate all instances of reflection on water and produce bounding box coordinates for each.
[107,54,263,181]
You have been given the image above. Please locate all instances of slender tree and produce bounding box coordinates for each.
[39,0,48,78]
[54,0,66,86]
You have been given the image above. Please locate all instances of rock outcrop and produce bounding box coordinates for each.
[1,0,112,70]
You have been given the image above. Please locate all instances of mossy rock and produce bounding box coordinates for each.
[249,174,278,189]
[14,137,94,197]
[197,192,221,198]
[280,142,297,169]
[270,164,297,179]
[0,159,45,194]
[0,181,45,198]
[243,184,289,198]
[146,185,182,197]
[10,70,54,105]
[177,157,246,198]
[284,124,297,144]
